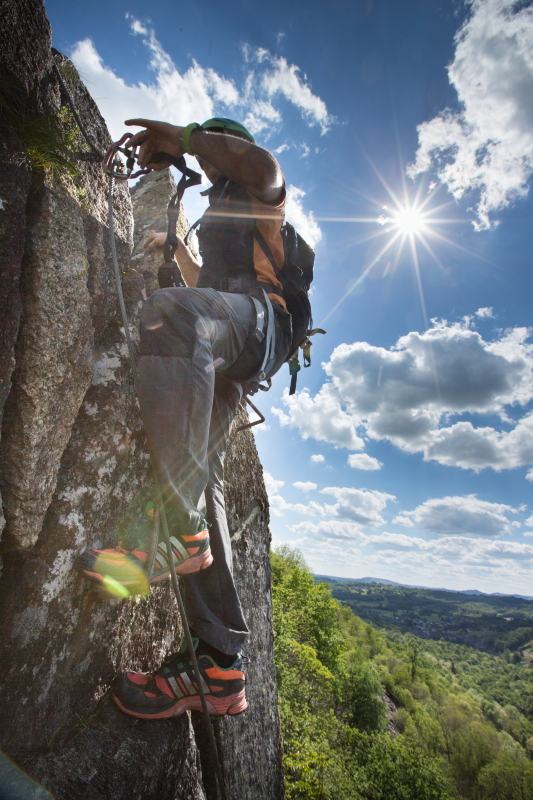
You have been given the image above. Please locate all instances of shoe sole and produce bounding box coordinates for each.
[112,688,248,719]
[78,546,213,586]
[152,548,213,579]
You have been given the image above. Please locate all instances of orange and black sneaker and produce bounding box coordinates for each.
[112,639,248,719]
[76,503,213,595]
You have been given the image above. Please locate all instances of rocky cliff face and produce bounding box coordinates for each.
[0,3,283,798]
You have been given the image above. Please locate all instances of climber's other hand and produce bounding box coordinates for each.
[144,232,167,250]
[125,119,185,170]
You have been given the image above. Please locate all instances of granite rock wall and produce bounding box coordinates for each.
[0,2,283,798]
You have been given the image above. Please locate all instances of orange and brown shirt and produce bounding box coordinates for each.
[196,177,287,311]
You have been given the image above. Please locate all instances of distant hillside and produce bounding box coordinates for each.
[314,574,404,587]
[317,578,533,655]
[314,574,533,601]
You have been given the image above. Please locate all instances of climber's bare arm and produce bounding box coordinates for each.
[144,232,200,288]
[126,119,284,204]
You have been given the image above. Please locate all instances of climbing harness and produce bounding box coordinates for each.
[54,56,229,800]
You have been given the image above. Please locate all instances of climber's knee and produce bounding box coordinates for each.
[139,289,197,359]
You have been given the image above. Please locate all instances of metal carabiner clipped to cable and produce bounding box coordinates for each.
[103,133,151,180]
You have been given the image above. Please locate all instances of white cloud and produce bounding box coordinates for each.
[401,495,518,537]
[366,533,533,563]
[291,501,330,517]
[393,515,415,528]
[293,520,533,562]
[320,486,394,526]
[272,384,364,451]
[242,100,282,136]
[475,307,495,319]
[293,522,533,582]
[269,494,293,518]
[263,471,284,496]
[285,185,322,248]
[277,319,533,472]
[255,49,333,134]
[291,521,533,594]
[408,0,533,229]
[70,20,330,186]
[525,515,533,527]
[252,422,270,433]
[311,454,325,463]
[71,37,216,142]
[264,477,394,524]
[527,469,533,481]
[347,453,382,471]
[291,519,367,542]
[274,485,533,593]
[293,481,317,493]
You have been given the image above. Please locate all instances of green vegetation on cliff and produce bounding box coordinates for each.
[271,547,533,799]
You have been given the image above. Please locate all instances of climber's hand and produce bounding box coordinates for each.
[125,119,185,171]
[144,232,167,250]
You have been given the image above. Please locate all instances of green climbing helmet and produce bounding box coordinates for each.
[201,117,255,144]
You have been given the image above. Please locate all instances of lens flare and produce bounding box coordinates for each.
[93,553,150,598]
[102,575,132,598]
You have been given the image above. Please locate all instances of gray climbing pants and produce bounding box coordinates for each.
[138,287,290,655]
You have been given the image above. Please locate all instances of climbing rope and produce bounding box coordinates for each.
[54,54,229,800]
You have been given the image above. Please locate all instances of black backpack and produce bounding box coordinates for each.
[254,222,325,394]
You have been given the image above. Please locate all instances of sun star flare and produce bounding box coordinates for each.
[393,205,427,234]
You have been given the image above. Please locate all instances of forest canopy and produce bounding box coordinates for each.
[272,546,533,800]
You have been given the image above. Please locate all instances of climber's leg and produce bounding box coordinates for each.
[77,288,259,588]
[138,287,257,538]
[181,375,250,656]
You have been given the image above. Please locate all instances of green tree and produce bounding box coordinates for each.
[478,753,533,800]
[344,729,455,800]
[338,660,386,733]
[450,721,500,798]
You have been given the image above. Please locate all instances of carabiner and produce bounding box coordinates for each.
[103,133,151,180]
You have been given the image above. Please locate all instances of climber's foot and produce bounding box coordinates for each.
[112,638,248,719]
[76,529,213,595]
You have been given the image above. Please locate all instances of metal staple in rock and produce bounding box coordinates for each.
[54,54,229,800]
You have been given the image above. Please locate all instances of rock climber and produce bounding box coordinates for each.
[77,117,292,719]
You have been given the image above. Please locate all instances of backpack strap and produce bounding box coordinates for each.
[253,224,282,282]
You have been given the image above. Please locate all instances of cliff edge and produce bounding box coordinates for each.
[0,2,284,797]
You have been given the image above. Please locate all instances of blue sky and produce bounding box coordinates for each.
[46,0,533,593]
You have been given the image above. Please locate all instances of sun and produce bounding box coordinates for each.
[392,205,427,234]
[378,203,428,235]
[317,165,475,329]
[314,142,483,330]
